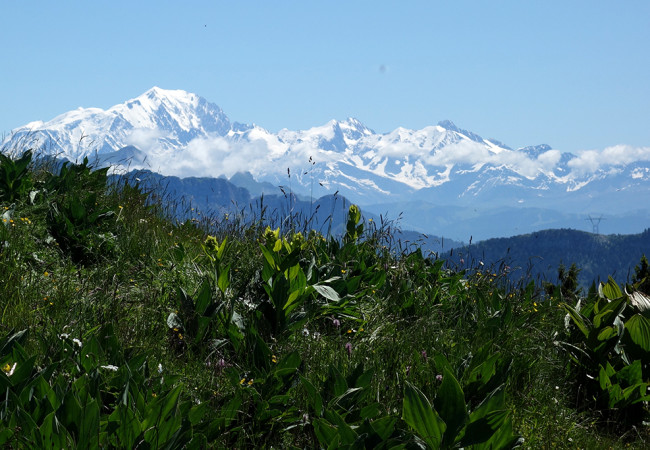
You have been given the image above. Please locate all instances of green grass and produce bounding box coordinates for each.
[0,151,649,448]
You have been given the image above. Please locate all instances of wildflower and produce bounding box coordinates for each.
[158,363,163,374]
[100,365,119,371]
[152,392,158,398]
[2,362,16,376]
[240,378,246,385]
[72,338,82,347]
[247,379,254,386]
[216,358,228,370]
[272,355,278,364]
[44,271,50,277]
[332,318,341,328]
[302,328,310,337]
[118,205,123,209]
[421,350,428,362]
[341,269,346,274]
[345,342,352,357]
[435,374,443,382]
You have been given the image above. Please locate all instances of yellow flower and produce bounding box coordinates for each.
[44,271,49,277]
[272,355,278,364]
[247,379,254,385]
[2,363,10,373]
[240,378,246,385]
[152,392,157,398]
[118,205,123,209]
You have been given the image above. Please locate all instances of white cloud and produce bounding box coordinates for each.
[568,145,650,176]
[422,141,561,179]
[139,133,341,180]
[124,128,166,149]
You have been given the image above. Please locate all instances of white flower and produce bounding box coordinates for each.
[59,333,70,340]
[72,338,82,347]
[302,328,310,337]
[100,365,119,371]
[158,363,163,374]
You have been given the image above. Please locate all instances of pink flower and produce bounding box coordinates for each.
[345,342,352,357]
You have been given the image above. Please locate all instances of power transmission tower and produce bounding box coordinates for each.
[586,215,605,234]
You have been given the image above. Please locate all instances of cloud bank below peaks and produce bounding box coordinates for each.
[568,145,650,176]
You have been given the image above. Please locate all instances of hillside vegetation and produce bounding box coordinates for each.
[2,149,650,448]
[445,229,650,289]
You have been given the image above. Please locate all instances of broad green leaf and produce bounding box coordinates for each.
[601,276,623,300]
[593,297,626,328]
[78,398,100,449]
[195,280,213,316]
[301,376,324,416]
[434,367,468,448]
[313,284,340,302]
[217,264,231,294]
[274,351,301,377]
[109,404,141,449]
[328,366,348,398]
[470,411,519,450]
[324,409,358,444]
[313,418,338,447]
[259,244,277,271]
[402,381,445,449]
[599,364,613,391]
[562,303,591,338]
[615,359,643,386]
[38,411,71,449]
[625,314,650,352]
[370,415,397,441]
[597,326,618,342]
[360,402,381,419]
[0,329,27,358]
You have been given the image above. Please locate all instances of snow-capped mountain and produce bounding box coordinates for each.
[3,87,649,232]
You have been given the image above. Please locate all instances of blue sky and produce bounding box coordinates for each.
[2,1,649,153]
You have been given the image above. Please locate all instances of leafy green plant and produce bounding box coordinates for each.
[0,326,207,448]
[403,370,519,449]
[302,363,407,448]
[561,277,650,420]
[0,150,33,202]
[47,191,116,263]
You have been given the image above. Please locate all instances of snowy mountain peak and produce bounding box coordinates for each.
[2,87,648,214]
[437,120,485,144]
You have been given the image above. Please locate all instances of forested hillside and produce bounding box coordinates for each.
[444,228,650,289]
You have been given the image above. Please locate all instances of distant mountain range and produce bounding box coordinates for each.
[3,87,649,241]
